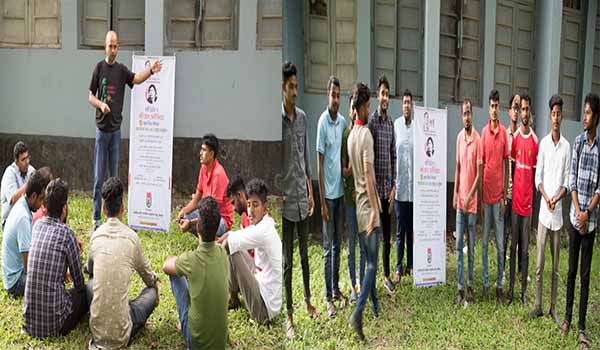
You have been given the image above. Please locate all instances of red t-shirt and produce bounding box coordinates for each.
[511,128,539,216]
[196,160,234,230]
[32,206,48,225]
[481,122,509,204]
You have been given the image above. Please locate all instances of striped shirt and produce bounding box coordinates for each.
[23,217,85,338]
[368,109,397,199]
[569,132,600,232]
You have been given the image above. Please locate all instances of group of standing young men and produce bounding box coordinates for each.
[282,60,416,341]
[453,89,598,349]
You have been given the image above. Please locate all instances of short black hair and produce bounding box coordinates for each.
[26,167,52,198]
[46,178,68,219]
[102,177,123,217]
[585,92,600,126]
[489,89,500,103]
[352,82,371,111]
[461,98,473,114]
[202,134,219,159]
[402,89,413,101]
[327,75,340,92]
[521,93,532,107]
[377,75,390,92]
[196,196,221,242]
[549,94,563,111]
[282,61,297,83]
[246,178,268,204]
[509,94,519,106]
[226,176,246,198]
[13,141,28,161]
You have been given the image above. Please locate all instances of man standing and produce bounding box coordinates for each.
[317,76,348,317]
[559,93,600,350]
[281,61,318,339]
[2,167,51,297]
[529,95,569,324]
[1,141,35,228]
[393,89,415,283]
[480,89,509,300]
[453,99,482,306]
[23,179,88,338]
[368,75,396,294]
[509,94,538,305]
[348,82,380,342]
[504,94,521,279]
[88,31,162,231]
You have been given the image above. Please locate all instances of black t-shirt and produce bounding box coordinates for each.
[89,60,135,132]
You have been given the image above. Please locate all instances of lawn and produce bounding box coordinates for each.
[0,193,284,350]
[0,193,598,350]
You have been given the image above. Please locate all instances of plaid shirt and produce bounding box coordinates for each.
[23,216,84,338]
[569,132,600,232]
[368,109,396,198]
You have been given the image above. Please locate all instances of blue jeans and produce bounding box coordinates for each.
[170,275,193,350]
[93,128,121,221]
[483,202,505,288]
[345,202,364,288]
[355,227,380,316]
[186,209,227,236]
[323,197,344,301]
[394,200,413,274]
[456,209,475,290]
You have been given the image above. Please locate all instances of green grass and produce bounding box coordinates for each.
[284,222,600,349]
[0,193,284,350]
[1,193,599,349]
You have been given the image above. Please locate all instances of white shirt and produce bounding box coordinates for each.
[228,214,282,320]
[1,163,35,224]
[535,134,571,230]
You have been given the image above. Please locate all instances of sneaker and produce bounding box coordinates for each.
[327,301,337,318]
[455,290,465,305]
[383,278,395,295]
[349,288,358,304]
[466,287,474,303]
[349,312,365,342]
[528,306,543,320]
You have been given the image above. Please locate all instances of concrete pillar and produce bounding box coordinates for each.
[423,0,440,108]
[482,0,497,109]
[145,0,164,56]
[356,0,372,84]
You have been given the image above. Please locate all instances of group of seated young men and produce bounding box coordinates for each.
[0,135,282,350]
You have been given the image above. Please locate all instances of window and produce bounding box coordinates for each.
[166,0,238,50]
[257,0,282,49]
[591,4,600,94]
[494,0,536,108]
[0,0,61,48]
[373,0,423,98]
[560,2,584,120]
[305,0,357,92]
[439,0,483,105]
[81,0,144,48]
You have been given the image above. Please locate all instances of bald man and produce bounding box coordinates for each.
[88,31,161,231]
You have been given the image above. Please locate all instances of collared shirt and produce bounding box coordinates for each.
[348,123,380,233]
[23,217,85,338]
[394,114,414,202]
[1,162,35,223]
[1,196,32,290]
[196,159,234,230]
[88,217,157,350]
[228,215,282,320]
[282,103,312,222]
[316,108,347,200]
[481,121,509,204]
[569,132,600,232]
[368,109,396,199]
[456,129,483,214]
[175,241,228,349]
[535,134,570,230]
[506,125,517,199]
[512,128,539,217]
